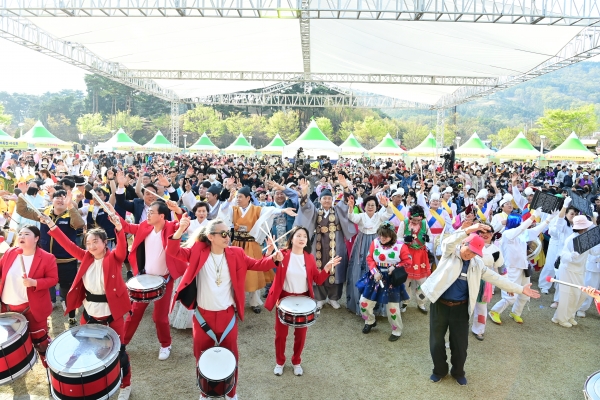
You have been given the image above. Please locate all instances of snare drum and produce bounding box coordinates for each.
[276,296,319,328]
[126,275,166,302]
[0,312,37,385]
[197,347,236,398]
[46,325,121,400]
[585,370,600,400]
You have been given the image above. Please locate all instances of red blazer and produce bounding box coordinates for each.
[264,249,328,312]
[166,237,276,321]
[48,227,131,319]
[0,247,57,322]
[122,218,184,279]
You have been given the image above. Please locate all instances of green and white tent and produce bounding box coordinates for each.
[340,134,366,158]
[96,128,142,152]
[189,133,220,153]
[283,120,340,160]
[144,130,176,151]
[407,133,438,157]
[0,128,26,149]
[454,132,493,159]
[546,132,596,162]
[19,121,71,149]
[258,134,286,155]
[368,133,404,159]
[495,132,540,160]
[224,133,256,155]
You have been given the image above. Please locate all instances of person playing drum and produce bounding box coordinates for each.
[167,216,283,400]
[40,204,134,400]
[264,226,341,377]
[0,225,58,368]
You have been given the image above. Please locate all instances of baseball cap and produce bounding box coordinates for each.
[464,234,485,257]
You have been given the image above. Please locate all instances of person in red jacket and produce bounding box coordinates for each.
[120,199,184,361]
[0,225,58,368]
[167,216,282,400]
[41,205,133,400]
[264,226,341,377]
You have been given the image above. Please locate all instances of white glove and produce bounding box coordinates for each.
[532,207,543,219]
[564,197,572,207]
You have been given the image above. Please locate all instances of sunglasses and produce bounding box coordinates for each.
[211,230,231,238]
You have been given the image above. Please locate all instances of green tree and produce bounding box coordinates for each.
[537,105,598,146]
[47,114,73,139]
[113,111,144,136]
[266,111,300,142]
[487,126,522,148]
[0,104,11,127]
[314,117,333,138]
[77,113,110,141]
[400,121,429,149]
[336,121,354,142]
[183,106,225,137]
[353,116,397,148]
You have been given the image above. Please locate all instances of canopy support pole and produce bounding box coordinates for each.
[436,108,446,156]
[171,101,180,150]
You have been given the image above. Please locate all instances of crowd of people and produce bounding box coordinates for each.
[1,147,599,399]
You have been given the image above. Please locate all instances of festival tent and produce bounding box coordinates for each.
[545,132,596,162]
[368,133,405,159]
[340,133,367,158]
[454,132,493,159]
[18,121,71,149]
[0,128,26,149]
[407,133,438,158]
[283,120,340,160]
[189,133,220,153]
[495,132,540,160]
[144,130,176,151]
[224,133,256,155]
[96,128,142,152]
[258,134,286,155]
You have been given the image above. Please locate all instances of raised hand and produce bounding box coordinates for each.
[38,214,52,226]
[177,214,191,233]
[347,195,355,210]
[116,171,128,187]
[282,207,297,217]
[166,199,181,213]
[379,195,389,207]
[156,173,171,188]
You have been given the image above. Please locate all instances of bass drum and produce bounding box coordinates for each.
[527,238,542,261]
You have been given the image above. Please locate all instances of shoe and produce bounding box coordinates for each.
[362,322,377,334]
[488,311,502,325]
[388,334,401,342]
[509,312,523,324]
[251,306,262,314]
[430,374,444,383]
[293,364,303,376]
[118,386,132,400]
[401,303,407,313]
[456,376,468,386]
[541,289,549,295]
[472,331,484,341]
[552,318,572,328]
[577,311,586,318]
[316,300,325,309]
[329,300,341,309]
[273,364,284,376]
[126,270,134,280]
[569,318,578,326]
[158,346,171,360]
[61,301,67,312]
[68,318,77,327]
[418,305,428,315]
[262,289,269,299]
[550,302,558,309]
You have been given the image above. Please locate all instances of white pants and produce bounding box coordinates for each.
[579,271,600,312]
[359,296,403,336]
[405,278,427,307]
[553,267,585,323]
[553,268,561,303]
[539,252,558,291]
[471,302,488,335]
[490,267,530,317]
[248,290,263,307]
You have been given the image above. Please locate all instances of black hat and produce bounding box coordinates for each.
[201,181,212,189]
[320,189,333,198]
[207,185,221,195]
[73,176,86,185]
[238,186,252,197]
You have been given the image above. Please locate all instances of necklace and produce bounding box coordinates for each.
[210,252,225,286]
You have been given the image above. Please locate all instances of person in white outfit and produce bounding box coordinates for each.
[577,246,600,317]
[489,208,557,325]
[491,194,514,234]
[552,215,600,328]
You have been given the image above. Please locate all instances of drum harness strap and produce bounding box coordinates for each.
[85,290,108,303]
[194,309,236,346]
[82,309,114,325]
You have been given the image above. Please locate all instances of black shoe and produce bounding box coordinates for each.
[472,331,484,341]
[68,318,78,327]
[388,334,401,342]
[251,306,262,314]
[362,321,377,334]
[126,270,134,280]
[262,290,269,299]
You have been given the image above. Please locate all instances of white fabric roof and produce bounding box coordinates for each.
[27,18,582,103]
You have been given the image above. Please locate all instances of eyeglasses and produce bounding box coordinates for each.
[211,230,231,238]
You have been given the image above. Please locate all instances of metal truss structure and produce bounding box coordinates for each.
[170,101,180,147]
[2,0,600,26]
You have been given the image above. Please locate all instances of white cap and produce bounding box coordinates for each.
[391,188,405,197]
[523,187,534,196]
[476,189,488,200]
[499,193,513,207]
[443,187,453,194]
[430,193,441,201]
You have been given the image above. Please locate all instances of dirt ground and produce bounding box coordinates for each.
[1,271,599,400]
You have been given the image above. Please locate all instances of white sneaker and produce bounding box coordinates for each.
[329,300,341,309]
[577,311,586,318]
[550,302,558,309]
[316,300,325,309]
[293,364,303,376]
[118,386,132,400]
[541,289,549,295]
[158,346,171,360]
[569,318,578,326]
[274,364,284,376]
[551,318,572,328]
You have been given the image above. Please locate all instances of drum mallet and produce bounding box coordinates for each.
[14,247,27,278]
[18,193,45,219]
[545,277,600,294]
[142,188,166,202]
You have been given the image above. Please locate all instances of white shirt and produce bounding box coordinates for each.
[283,253,308,293]
[82,258,111,317]
[197,252,235,311]
[348,205,393,235]
[1,255,34,305]
[144,229,168,276]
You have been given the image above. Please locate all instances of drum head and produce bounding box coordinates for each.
[0,312,28,348]
[47,325,120,377]
[198,347,236,380]
[128,275,165,289]
[278,296,317,313]
[585,371,600,400]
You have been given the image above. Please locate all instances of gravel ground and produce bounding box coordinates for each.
[1,272,599,400]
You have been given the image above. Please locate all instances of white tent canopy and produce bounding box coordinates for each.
[283,120,340,160]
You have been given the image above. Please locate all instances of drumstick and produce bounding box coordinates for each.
[14,248,26,277]
[261,227,295,251]
[18,193,44,218]
[89,189,116,219]
[143,188,165,201]
[545,276,600,293]
[260,225,278,253]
